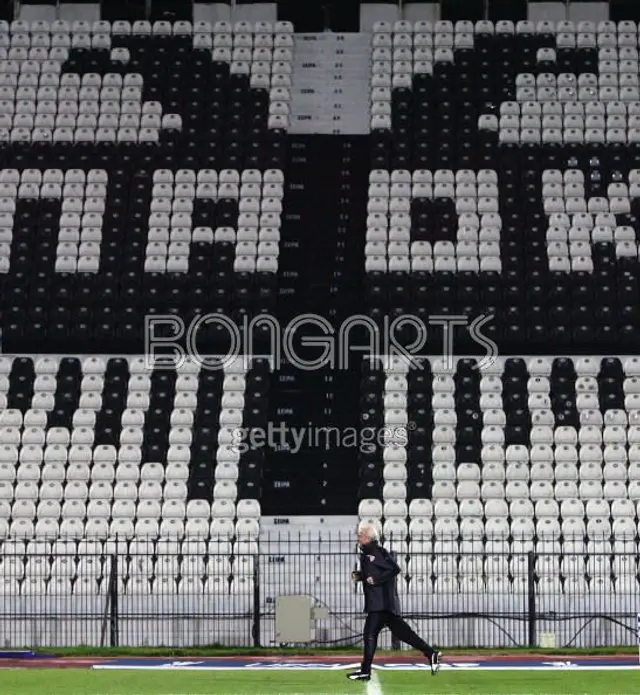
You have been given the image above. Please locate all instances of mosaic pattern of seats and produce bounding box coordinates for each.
[358,355,640,593]
[0,19,292,351]
[366,20,640,349]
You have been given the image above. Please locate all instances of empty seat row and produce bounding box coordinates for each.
[495,127,640,143]
[0,115,178,130]
[368,182,499,199]
[395,575,639,595]
[1,496,258,517]
[2,537,246,555]
[370,355,640,376]
[373,20,640,35]
[152,168,284,185]
[1,478,241,500]
[0,85,143,100]
[390,477,640,501]
[362,497,640,519]
[2,553,253,577]
[1,575,253,596]
[499,102,640,115]
[0,20,294,35]
[379,514,638,537]
[493,117,640,130]
[369,169,498,185]
[515,74,640,88]
[0,516,256,540]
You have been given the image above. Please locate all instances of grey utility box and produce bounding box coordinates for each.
[275,595,329,643]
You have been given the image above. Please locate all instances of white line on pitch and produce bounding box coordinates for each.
[366,671,384,695]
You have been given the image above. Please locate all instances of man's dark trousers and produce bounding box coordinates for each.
[361,609,434,674]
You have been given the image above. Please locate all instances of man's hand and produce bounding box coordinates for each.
[366,577,375,585]
[351,571,362,582]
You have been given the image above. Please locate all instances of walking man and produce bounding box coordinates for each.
[347,521,441,681]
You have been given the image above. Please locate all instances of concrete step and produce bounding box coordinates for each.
[289,123,370,135]
[292,65,371,75]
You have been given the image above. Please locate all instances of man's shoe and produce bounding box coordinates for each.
[347,671,371,681]
[429,650,441,675]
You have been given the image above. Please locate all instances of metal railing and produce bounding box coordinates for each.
[0,533,638,649]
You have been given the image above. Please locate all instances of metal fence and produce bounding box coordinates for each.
[0,533,638,649]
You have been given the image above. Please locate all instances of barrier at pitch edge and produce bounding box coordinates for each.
[92,657,640,671]
[0,651,45,659]
[637,612,640,665]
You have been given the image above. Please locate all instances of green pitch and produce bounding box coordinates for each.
[1,669,639,695]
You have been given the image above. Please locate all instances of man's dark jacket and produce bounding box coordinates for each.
[358,540,402,614]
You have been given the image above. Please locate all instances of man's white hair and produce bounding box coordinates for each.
[357,520,380,541]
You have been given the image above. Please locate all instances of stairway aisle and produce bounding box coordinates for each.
[288,33,372,135]
[261,135,370,516]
